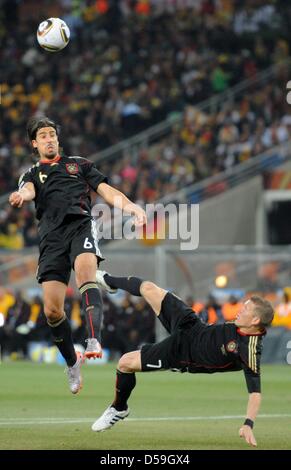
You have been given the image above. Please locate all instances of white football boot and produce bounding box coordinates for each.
[96,270,117,294]
[92,406,130,432]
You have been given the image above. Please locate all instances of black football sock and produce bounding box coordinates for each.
[79,282,103,342]
[112,370,136,411]
[104,274,143,296]
[47,314,77,367]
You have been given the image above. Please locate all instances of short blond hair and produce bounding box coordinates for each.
[250,295,274,328]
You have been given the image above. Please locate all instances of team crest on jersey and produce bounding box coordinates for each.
[66,163,79,174]
[226,340,238,353]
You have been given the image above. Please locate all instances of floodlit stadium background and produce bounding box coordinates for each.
[0,0,291,450]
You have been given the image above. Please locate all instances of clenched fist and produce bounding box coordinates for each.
[9,192,24,208]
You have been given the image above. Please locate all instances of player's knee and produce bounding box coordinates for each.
[118,353,136,373]
[44,304,63,322]
[140,281,157,297]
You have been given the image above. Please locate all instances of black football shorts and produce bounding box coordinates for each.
[141,292,202,372]
[37,215,104,284]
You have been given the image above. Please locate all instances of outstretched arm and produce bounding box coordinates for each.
[239,392,261,447]
[9,182,36,208]
[97,182,147,227]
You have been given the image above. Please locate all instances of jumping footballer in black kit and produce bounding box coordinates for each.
[92,270,274,448]
[9,117,146,394]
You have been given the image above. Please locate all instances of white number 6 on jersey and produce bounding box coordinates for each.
[84,237,93,249]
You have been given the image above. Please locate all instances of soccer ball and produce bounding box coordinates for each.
[37,18,70,52]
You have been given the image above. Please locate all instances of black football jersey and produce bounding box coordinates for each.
[18,155,107,240]
[179,322,264,393]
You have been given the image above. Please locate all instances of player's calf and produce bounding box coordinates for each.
[140,281,168,315]
[118,351,142,373]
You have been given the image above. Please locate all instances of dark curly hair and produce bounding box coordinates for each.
[27,116,60,141]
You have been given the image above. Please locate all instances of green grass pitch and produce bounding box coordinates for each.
[0,362,290,450]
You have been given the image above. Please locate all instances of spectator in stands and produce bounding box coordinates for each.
[3,291,31,359]
[0,287,16,354]
[222,295,243,322]
[0,287,15,319]
[272,288,291,330]
[199,294,224,324]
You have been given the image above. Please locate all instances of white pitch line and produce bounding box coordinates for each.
[0,414,290,427]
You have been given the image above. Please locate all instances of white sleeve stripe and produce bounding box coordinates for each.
[91,219,102,258]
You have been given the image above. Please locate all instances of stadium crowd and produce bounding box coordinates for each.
[0,286,155,361]
[1,0,291,251]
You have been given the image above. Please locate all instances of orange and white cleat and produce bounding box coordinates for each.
[84,338,103,359]
[65,351,83,394]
